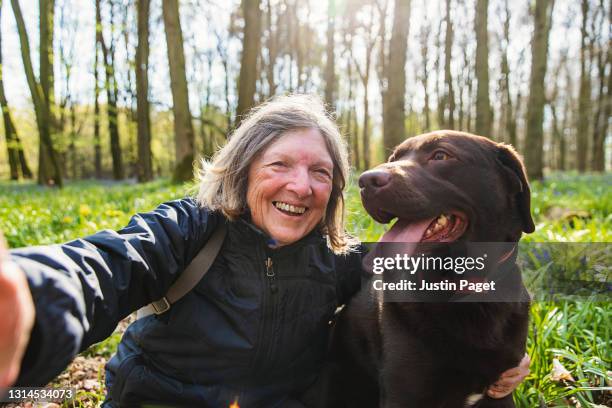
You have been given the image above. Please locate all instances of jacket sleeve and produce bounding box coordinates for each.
[9,198,220,386]
[334,244,367,305]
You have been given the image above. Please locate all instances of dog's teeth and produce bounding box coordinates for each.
[439,215,448,226]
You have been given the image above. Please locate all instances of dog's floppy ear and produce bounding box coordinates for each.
[496,144,535,233]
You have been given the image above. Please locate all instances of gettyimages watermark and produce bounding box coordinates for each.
[361,242,611,303]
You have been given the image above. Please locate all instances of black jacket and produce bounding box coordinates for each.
[11,198,362,407]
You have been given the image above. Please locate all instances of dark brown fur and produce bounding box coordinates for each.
[306,131,533,408]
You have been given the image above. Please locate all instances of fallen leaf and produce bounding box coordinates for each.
[551,358,575,382]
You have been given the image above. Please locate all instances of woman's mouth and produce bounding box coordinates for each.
[273,201,307,216]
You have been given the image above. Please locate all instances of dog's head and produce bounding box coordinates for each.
[359,130,535,243]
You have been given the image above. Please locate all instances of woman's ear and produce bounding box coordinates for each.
[496,144,536,233]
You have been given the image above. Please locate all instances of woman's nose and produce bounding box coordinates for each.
[287,169,313,198]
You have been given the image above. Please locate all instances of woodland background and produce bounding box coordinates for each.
[0,0,609,183]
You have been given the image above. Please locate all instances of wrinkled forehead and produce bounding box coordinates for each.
[390,132,497,163]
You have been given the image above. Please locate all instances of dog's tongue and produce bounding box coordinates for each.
[379,218,436,243]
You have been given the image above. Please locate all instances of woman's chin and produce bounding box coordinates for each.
[267,227,310,247]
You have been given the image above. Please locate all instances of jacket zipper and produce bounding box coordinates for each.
[252,255,278,373]
[265,257,278,294]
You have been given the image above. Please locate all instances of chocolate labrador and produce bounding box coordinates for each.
[310,131,534,408]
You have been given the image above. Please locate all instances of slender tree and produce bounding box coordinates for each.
[548,50,567,170]
[213,28,232,132]
[0,0,31,180]
[39,0,59,182]
[434,18,444,128]
[475,0,491,136]
[382,0,411,152]
[263,0,279,97]
[590,2,609,172]
[442,0,455,129]
[136,0,152,182]
[10,0,62,186]
[236,0,262,121]
[93,27,102,178]
[499,0,514,146]
[163,0,196,182]
[352,8,377,170]
[96,0,124,180]
[524,0,554,180]
[576,0,591,171]
[342,19,360,168]
[419,14,431,132]
[324,0,336,110]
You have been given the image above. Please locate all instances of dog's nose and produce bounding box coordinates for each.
[359,170,391,189]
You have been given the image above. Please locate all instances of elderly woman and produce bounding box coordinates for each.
[0,95,527,407]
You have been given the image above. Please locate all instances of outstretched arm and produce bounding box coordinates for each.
[1,199,219,387]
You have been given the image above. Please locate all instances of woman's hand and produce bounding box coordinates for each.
[487,354,530,399]
[0,234,35,389]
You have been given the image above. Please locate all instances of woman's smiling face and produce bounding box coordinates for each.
[246,128,334,246]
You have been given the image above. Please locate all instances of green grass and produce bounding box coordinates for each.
[1,172,610,407]
[0,179,190,247]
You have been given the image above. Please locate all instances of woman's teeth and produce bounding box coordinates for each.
[273,201,306,214]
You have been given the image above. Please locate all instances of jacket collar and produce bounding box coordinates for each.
[232,212,326,256]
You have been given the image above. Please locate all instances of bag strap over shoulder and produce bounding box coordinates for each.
[137,221,227,319]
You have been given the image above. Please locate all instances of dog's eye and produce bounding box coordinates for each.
[431,151,451,161]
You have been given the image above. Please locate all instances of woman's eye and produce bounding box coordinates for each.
[269,161,287,168]
[431,151,451,161]
[314,168,332,179]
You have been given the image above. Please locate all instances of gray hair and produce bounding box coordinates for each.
[196,94,355,253]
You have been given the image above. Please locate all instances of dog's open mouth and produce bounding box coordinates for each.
[379,212,468,243]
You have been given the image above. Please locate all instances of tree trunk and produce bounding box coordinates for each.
[236,0,261,121]
[0,0,31,180]
[443,0,454,129]
[474,0,491,136]
[214,30,232,132]
[420,18,430,132]
[549,85,561,171]
[293,3,304,91]
[363,83,370,170]
[69,101,77,179]
[136,0,152,182]
[96,0,124,180]
[324,0,336,110]
[576,0,591,171]
[592,48,610,171]
[524,0,554,180]
[162,0,195,183]
[347,61,359,169]
[383,0,411,153]
[11,0,62,186]
[435,19,444,129]
[590,5,609,172]
[500,0,515,145]
[465,63,474,133]
[39,0,59,184]
[264,0,278,97]
[93,35,102,178]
